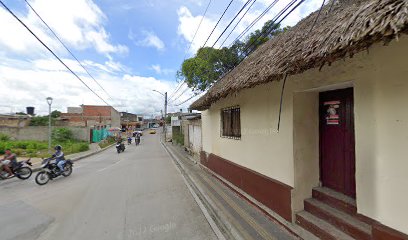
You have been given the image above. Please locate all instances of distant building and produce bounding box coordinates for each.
[120,112,144,129]
[59,105,120,128]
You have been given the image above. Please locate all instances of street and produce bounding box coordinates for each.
[0,132,217,240]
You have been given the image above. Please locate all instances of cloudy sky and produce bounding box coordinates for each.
[0,0,322,116]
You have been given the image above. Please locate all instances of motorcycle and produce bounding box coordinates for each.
[135,137,140,146]
[127,137,132,145]
[0,159,32,180]
[116,142,125,153]
[35,158,73,185]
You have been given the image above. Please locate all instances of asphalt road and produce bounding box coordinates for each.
[0,132,217,240]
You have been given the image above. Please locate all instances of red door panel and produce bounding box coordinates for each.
[320,88,356,198]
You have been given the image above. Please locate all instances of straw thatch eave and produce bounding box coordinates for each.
[190,0,408,111]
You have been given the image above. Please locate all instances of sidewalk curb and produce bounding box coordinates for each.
[161,140,244,240]
[180,146,316,240]
[32,143,116,172]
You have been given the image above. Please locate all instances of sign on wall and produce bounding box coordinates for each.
[324,100,340,125]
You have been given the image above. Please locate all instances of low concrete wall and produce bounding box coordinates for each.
[0,126,90,142]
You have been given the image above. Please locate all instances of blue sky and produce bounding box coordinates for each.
[0,0,322,116]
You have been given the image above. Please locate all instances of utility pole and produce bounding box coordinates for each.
[164,92,167,141]
[152,90,168,142]
[46,97,53,153]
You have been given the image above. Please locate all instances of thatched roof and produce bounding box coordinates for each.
[191,0,408,110]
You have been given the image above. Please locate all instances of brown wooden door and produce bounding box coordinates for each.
[320,88,356,198]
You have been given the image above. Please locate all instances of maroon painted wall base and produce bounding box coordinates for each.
[200,151,293,222]
[372,223,408,240]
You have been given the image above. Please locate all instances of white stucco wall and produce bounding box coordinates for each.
[201,35,408,233]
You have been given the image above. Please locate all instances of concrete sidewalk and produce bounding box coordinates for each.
[163,142,306,240]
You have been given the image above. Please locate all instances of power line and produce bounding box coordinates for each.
[172,0,213,101]
[201,0,235,48]
[240,0,302,60]
[305,0,326,37]
[183,0,212,59]
[229,0,280,47]
[0,0,110,106]
[211,0,254,48]
[219,0,257,48]
[168,81,185,100]
[24,0,113,100]
[170,85,190,103]
[174,92,202,106]
[173,84,212,106]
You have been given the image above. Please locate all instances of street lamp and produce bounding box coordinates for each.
[152,90,167,141]
[46,97,53,152]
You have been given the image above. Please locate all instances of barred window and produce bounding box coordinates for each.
[221,106,241,139]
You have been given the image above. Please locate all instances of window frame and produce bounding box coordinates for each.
[220,106,241,140]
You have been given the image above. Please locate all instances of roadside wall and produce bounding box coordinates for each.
[0,126,90,142]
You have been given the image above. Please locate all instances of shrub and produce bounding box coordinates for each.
[98,136,116,148]
[173,132,184,145]
[0,133,10,141]
[29,116,50,126]
[52,128,74,142]
[77,143,89,152]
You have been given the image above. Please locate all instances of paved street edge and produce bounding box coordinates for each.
[161,140,249,240]
[32,143,116,172]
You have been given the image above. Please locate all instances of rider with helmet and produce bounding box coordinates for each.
[53,145,65,174]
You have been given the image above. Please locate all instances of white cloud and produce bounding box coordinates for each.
[177,0,324,54]
[129,30,165,51]
[0,56,191,116]
[150,64,175,75]
[0,0,127,56]
[177,6,221,55]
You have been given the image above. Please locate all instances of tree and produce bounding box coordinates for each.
[178,21,284,93]
[241,22,282,56]
[51,110,61,118]
[177,46,241,91]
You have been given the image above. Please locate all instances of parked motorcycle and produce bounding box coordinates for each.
[0,159,32,180]
[116,142,125,153]
[35,158,73,185]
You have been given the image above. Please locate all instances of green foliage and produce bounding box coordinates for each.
[29,111,61,126]
[178,20,283,92]
[52,128,74,142]
[0,133,10,141]
[178,46,242,92]
[29,116,50,126]
[51,110,61,118]
[240,22,282,56]
[0,139,89,157]
[0,140,47,155]
[98,136,116,149]
[63,141,89,153]
[172,132,184,145]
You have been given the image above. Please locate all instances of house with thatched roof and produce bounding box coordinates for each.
[190,0,408,239]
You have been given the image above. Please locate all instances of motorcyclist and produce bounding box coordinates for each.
[53,145,65,174]
[0,149,16,178]
[135,132,141,145]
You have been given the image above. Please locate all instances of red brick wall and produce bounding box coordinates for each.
[82,106,112,117]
